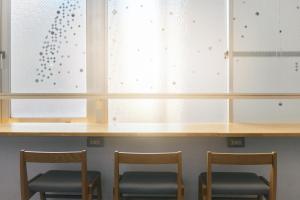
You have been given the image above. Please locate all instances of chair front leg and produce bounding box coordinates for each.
[201,185,206,200]
[113,188,119,200]
[88,193,93,200]
[87,185,94,200]
[176,186,184,200]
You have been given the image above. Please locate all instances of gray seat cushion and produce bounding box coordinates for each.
[200,172,269,195]
[119,171,178,198]
[29,170,101,193]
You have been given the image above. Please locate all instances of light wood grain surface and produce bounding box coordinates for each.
[1,123,300,137]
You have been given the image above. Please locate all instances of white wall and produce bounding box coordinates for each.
[1,137,300,200]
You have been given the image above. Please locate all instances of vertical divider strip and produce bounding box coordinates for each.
[0,0,3,123]
[87,0,108,123]
[1,0,11,123]
[102,0,109,124]
[228,0,234,123]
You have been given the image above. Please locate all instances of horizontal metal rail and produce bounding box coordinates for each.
[233,51,300,57]
[1,93,300,99]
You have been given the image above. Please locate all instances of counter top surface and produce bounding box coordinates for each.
[0,123,300,137]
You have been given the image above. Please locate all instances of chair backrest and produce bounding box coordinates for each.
[20,150,88,200]
[114,151,183,200]
[206,151,277,200]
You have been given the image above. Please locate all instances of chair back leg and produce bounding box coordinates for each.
[113,187,120,200]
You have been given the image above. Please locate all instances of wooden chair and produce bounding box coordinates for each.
[20,150,102,200]
[114,151,184,200]
[199,152,277,200]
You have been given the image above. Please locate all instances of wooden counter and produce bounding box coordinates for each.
[0,123,300,137]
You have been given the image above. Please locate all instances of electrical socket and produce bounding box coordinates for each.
[227,137,245,148]
[87,137,104,147]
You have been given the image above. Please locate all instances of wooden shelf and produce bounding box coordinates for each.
[1,123,300,137]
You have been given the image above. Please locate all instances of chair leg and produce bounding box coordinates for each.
[113,188,119,200]
[88,193,93,200]
[177,187,184,200]
[199,177,207,200]
[39,192,46,200]
[86,185,92,200]
[201,185,206,200]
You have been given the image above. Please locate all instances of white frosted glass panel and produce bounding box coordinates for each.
[233,57,300,93]
[11,0,86,118]
[234,100,300,123]
[11,99,86,118]
[108,0,227,93]
[109,100,228,123]
[234,0,300,51]
[233,0,279,51]
[279,0,300,51]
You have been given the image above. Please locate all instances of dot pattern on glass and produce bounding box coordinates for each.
[234,0,300,52]
[35,0,84,89]
[108,0,228,93]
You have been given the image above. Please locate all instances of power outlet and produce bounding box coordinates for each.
[227,137,245,148]
[87,137,104,147]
